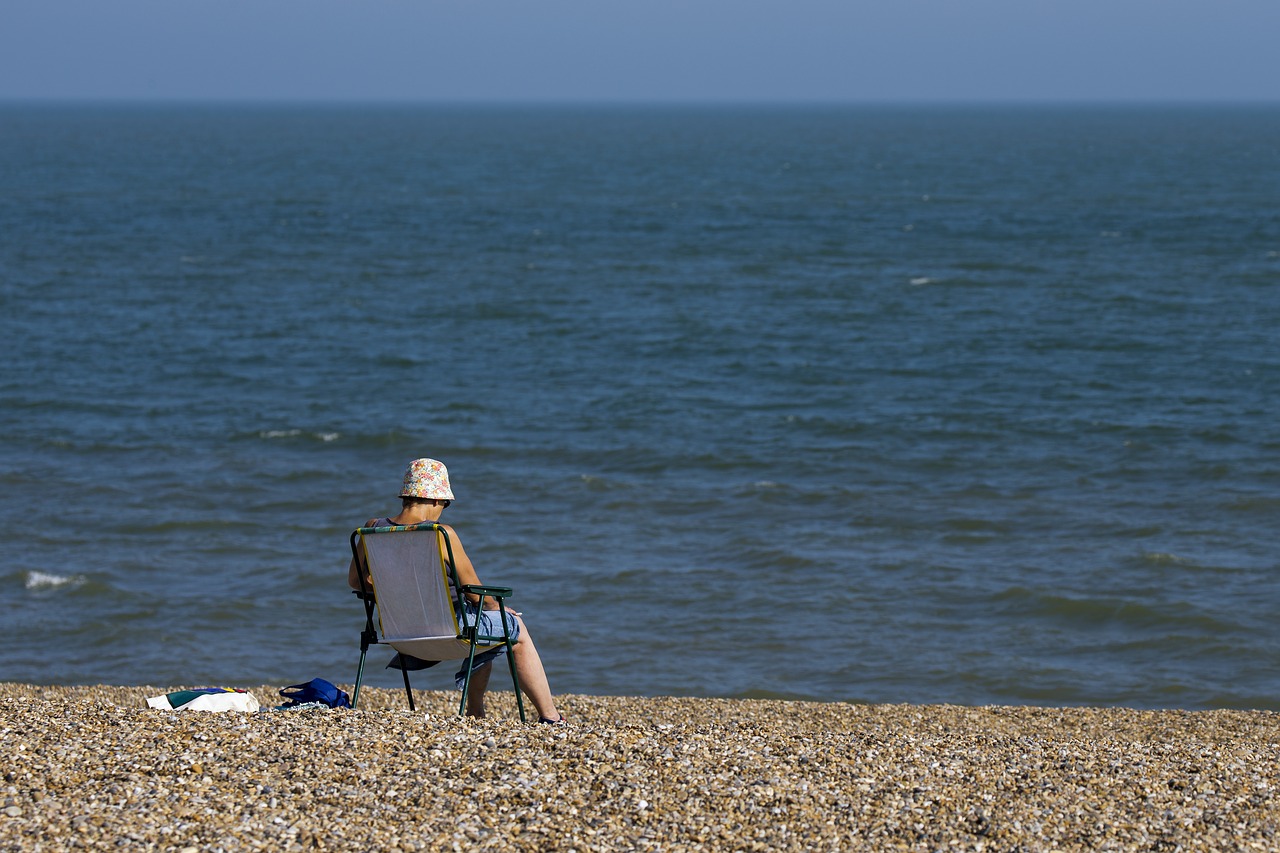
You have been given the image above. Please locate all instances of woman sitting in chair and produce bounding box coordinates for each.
[349,457,564,724]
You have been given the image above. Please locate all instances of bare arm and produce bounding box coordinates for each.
[441,524,498,609]
[347,518,379,591]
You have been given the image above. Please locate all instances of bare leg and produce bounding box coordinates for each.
[511,615,560,721]
[464,661,492,718]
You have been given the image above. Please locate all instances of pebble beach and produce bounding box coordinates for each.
[3,683,1278,852]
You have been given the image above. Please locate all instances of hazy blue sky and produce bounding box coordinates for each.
[3,1,1277,103]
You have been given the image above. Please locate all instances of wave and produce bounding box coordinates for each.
[992,586,1235,634]
[576,473,632,493]
[24,570,86,591]
[1224,495,1280,514]
[256,429,341,442]
[1141,551,1193,566]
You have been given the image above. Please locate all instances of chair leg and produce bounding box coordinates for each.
[458,643,480,717]
[399,657,416,712]
[353,646,369,710]
[497,600,526,723]
[354,620,379,711]
[506,646,526,723]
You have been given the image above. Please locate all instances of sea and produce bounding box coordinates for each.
[1,103,1277,711]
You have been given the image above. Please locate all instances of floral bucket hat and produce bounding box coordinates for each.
[399,458,456,501]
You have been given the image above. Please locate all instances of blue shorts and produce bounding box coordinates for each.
[454,606,520,688]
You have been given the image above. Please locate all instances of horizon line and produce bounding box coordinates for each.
[3,96,1279,109]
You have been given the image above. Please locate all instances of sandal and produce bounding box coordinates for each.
[539,714,566,725]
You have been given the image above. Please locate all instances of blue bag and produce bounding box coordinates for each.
[278,678,351,709]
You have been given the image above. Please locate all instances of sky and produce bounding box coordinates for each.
[2,0,1278,103]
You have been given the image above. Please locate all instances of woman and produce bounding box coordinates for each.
[349,457,564,723]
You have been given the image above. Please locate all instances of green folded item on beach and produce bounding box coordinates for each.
[145,688,259,712]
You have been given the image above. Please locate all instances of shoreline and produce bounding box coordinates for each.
[3,683,1278,850]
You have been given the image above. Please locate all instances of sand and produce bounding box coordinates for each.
[2,683,1278,851]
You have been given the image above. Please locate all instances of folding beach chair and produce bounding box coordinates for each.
[350,522,526,721]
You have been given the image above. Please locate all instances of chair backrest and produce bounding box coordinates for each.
[354,524,459,643]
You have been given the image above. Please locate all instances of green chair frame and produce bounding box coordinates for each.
[350,522,526,722]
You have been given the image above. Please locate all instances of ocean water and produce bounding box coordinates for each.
[1,104,1278,711]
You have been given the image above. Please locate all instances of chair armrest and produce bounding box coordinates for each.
[352,590,375,602]
[460,584,513,598]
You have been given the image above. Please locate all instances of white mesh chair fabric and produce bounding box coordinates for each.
[358,527,501,661]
